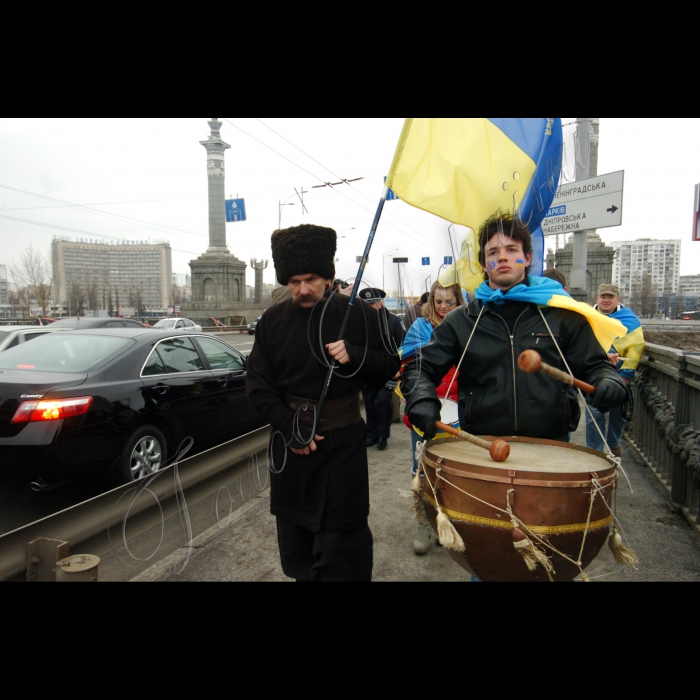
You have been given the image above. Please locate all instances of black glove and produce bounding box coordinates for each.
[407,399,441,441]
[591,377,627,412]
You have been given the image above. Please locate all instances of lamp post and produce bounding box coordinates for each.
[278,194,296,229]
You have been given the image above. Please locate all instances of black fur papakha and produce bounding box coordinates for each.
[271,224,337,286]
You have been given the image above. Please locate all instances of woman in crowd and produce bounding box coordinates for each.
[398,280,466,555]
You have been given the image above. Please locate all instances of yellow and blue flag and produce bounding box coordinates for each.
[474,276,628,352]
[385,118,562,293]
[610,307,645,373]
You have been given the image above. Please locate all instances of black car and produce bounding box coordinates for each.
[0,329,265,486]
[50,317,152,329]
[247,316,262,335]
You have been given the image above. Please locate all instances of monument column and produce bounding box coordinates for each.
[200,119,231,254]
[250,259,268,304]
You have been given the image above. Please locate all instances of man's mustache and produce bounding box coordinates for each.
[292,292,324,305]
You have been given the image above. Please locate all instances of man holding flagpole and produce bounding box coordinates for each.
[402,215,628,447]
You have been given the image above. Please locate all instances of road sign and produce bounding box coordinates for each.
[225,198,247,222]
[422,257,430,265]
[541,170,624,235]
[384,176,400,201]
[444,256,453,265]
[393,257,408,263]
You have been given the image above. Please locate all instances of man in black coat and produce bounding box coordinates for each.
[245,224,400,582]
[357,287,405,451]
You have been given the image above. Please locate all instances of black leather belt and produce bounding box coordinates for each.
[283,392,362,431]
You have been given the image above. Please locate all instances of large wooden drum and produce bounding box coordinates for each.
[420,436,617,582]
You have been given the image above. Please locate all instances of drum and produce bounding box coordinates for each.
[420,436,617,582]
[440,399,460,429]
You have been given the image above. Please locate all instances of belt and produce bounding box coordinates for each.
[283,392,362,431]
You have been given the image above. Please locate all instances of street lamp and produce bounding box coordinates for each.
[278,194,296,229]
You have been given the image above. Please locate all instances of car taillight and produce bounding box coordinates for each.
[11,397,93,424]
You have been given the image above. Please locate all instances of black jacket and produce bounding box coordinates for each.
[246,292,401,531]
[402,299,626,440]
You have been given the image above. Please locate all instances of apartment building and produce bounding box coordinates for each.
[609,239,681,300]
[52,238,172,314]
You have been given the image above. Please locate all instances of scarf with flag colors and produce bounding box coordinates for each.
[609,306,645,373]
[474,276,628,352]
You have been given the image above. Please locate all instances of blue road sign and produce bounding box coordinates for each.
[444,256,453,265]
[384,176,399,201]
[225,198,247,222]
[422,257,430,265]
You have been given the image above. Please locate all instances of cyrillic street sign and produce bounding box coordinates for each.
[541,170,624,235]
[225,198,247,222]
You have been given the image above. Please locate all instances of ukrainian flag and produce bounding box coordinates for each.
[611,308,645,370]
[385,118,562,293]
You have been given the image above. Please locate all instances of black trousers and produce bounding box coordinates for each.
[275,518,373,582]
[362,386,393,441]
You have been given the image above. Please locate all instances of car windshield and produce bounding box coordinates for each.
[153,319,178,329]
[0,333,132,373]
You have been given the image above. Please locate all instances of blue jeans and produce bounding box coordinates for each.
[585,404,626,452]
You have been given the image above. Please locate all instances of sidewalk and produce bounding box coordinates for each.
[133,400,700,582]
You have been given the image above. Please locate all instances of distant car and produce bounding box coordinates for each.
[153,318,203,333]
[683,315,691,320]
[0,325,71,353]
[247,316,262,335]
[50,317,151,329]
[0,329,265,486]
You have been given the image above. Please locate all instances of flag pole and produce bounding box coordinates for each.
[311,186,390,430]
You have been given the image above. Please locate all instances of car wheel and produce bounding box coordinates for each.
[116,425,167,485]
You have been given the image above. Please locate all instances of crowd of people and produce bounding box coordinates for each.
[245,218,643,582]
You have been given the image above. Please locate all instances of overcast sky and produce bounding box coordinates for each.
[1,118,699,297]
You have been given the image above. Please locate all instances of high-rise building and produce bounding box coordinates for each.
[52,238,172,315]
[608,238,681,300]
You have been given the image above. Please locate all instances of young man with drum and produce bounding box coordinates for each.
[402,215,627,451]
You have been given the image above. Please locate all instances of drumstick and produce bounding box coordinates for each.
[517,349,596,395]
[434,420,510,462]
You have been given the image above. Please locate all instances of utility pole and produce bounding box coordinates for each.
[569,117,599,302]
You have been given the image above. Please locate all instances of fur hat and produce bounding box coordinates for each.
[271,224,336,285]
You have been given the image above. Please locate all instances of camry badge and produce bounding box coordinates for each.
[21,394,44,399]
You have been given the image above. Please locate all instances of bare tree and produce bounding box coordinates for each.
[70,282,86,317]
[9,244,54,316]
[629,272,657,319]
[87,280,99,314]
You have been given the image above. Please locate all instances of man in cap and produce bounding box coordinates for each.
[358,287,405,451]
[403,291,429,332]
[245,224,400,582]
[585,284,645,456]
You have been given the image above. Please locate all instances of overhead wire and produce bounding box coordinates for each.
[223,118,435,248]
[253,117,436,246]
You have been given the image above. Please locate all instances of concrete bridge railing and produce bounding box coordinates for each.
[627,343,700,534]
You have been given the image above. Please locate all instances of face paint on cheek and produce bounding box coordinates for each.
[486,260,497,276]
[515,259,525,268]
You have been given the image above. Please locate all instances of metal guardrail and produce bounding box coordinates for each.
[626,343,700,536]
[0,426,271,582]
